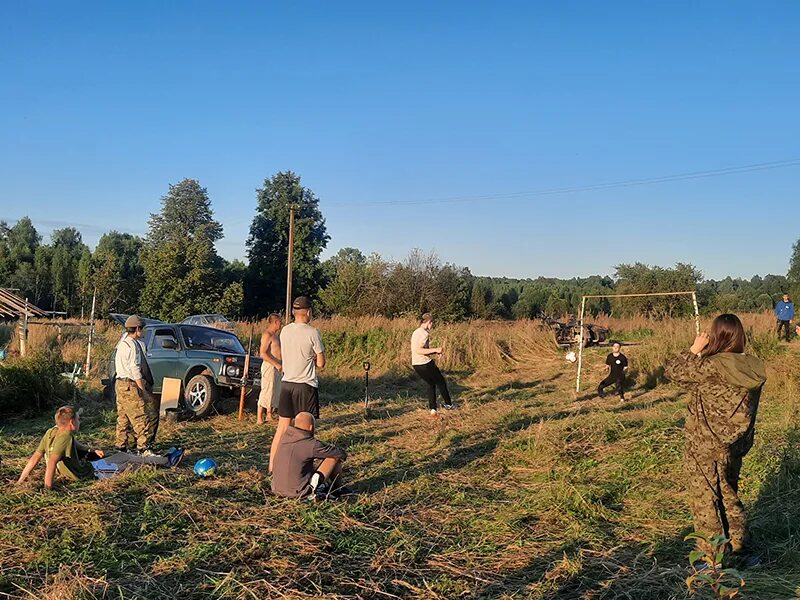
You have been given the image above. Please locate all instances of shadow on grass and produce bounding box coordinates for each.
[468,525,693,599]
[750,428,800,570]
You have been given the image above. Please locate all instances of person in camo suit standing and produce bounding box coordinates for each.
[114,315,158,455]
[665,313,766,568]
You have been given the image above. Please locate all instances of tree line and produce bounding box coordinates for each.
[1,171,798,322]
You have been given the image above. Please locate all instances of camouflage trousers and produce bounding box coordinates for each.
[685,446,749,553]
[115,380,159,451]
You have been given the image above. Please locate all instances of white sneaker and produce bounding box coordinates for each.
[309,471,324,493]
[430,409,437,416]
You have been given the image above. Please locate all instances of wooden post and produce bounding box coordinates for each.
[691,292,700,335]
[237,322,255,420]
[576,296,587,392]
[237,352,251,420]
[19,298,29,357]
[284,205,296,322]
[85,288,96,375]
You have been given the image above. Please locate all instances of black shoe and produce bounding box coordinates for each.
[330,484,355,498]
[597,389,605,398]
[442,403,455,410]
[733,553,763,570]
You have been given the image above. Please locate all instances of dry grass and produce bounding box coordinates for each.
[1,314,799,598]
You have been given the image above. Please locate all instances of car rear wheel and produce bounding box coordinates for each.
[184,374,218,418]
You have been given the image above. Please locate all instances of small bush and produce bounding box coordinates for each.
[0,351,75,419]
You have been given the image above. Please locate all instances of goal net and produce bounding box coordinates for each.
[575,291,700,392]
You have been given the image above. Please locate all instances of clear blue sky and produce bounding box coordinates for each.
[1,1,798,280]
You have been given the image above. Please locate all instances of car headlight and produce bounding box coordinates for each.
[225,365,241,377]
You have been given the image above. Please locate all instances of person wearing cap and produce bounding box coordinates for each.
[114,315,158,455]
[269,296,325,474]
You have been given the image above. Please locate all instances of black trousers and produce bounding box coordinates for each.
[777,320,792,342]
[598,373,625,398]
[413,361,451,410]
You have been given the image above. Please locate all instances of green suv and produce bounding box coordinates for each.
[105,314,262,417]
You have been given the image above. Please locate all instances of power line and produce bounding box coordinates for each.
[325,158,800,208]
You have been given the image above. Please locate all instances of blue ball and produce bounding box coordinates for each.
[194,457,217,478]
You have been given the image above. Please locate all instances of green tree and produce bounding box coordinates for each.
[246,171,329,316]
[544,294,569,317]
[140,179,225,321]
[319,248,368,316]
[93,232,144,315]
[788,237,800,299]
[614,262,702,317]
[0,218,42,299]
[32,245,53,308]
[77,247,93,318]
[470,280,493,319]
[50,228,88,314]
[217,282,245,318]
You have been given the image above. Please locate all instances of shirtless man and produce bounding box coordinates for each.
[257,314,283,424]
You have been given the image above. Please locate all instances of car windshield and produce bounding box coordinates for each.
[181,326,245,354]
[207,315,229,323]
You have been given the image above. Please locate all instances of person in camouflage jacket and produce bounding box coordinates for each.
[665,314,766,560]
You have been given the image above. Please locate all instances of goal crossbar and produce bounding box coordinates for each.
[576,290,700,392]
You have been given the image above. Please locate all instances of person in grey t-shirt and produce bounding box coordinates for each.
[271,412,347,499]
[269,296,326,475]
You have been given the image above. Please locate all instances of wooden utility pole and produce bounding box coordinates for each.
[238,321,255,420]
[19,298,29,357]
[284,204,297,322]
[84,288,96,375]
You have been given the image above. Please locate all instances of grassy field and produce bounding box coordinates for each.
[1,314,799,599]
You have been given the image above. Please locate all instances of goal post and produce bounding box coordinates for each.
[575,291,700,392]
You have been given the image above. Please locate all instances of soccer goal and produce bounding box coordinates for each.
[575,291,700,392]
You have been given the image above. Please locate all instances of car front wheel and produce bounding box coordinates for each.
[184,374,219,418]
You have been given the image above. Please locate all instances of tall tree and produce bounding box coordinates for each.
[246,171,329,316]
[93,232,144,315]
[319,248,369,316]
[140,179,225,321]
[788,237,800,299]
[0,218,41,298]
[50,227,88,314]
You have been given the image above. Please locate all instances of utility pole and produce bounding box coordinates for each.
[19,298,29,357]
[85,288,96,375]
[284,203,298,322]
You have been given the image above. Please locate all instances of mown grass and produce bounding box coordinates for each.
[1,314,799,599]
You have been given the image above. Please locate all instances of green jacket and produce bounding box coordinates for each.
[665,351,767,456]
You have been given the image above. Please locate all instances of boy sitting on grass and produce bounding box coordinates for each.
[17,405,184,489]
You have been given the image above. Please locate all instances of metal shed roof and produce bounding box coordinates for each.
[0,289,48,319]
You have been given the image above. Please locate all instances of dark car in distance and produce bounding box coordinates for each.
[105,314,262,417]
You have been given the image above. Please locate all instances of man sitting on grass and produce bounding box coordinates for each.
[17,406,184,489]
[271,411,348,499]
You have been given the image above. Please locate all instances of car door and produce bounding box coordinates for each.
[145,326,183,393]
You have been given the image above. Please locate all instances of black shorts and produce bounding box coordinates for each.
[278,381,320,419]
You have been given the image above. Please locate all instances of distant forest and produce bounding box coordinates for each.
[2,173,798,322]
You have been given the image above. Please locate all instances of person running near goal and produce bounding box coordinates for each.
[411,313,454,416]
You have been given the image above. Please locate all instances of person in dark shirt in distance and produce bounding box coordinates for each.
[598,341,629,401]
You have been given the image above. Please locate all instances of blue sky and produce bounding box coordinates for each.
[1,1,798,280]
